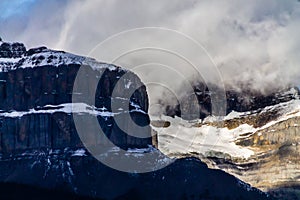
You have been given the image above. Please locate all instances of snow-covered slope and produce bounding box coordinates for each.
[152,88,300,197]
[0,45,120,72]
[154,98,300,154]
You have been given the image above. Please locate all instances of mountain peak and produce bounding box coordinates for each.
[0,41,26,58]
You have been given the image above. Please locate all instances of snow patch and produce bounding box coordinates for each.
[154,99,300,160]
[0,103,116,118]
[154,116,255,159]
[125,80,132,89]
[0,48,121,72]
[72,149,87,157]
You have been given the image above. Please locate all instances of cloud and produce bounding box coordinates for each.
[1,0,300,95]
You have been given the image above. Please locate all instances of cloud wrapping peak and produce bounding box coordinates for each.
[1,0,300,92]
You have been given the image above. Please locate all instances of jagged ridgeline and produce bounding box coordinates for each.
[0,42,154,154]
[163,80,300,120]
[0,41,273,200]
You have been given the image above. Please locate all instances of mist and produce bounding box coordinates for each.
[1,0,300,96]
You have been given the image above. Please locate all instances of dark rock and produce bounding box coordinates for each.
[164,82,300,120]
[0,182,98,200]
[0,42,26,58]
[0,42,153,154]
[0,150,272,200]
[0,42,274,200]
[26,46,48,56]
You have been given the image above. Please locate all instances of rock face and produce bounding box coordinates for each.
[164,81,299,120]
[0,42,152,154]
[154,86,300,199]
[0,42,273,199]
[218,114,300,199]
[0,42,26,58]
[0,148,270,200]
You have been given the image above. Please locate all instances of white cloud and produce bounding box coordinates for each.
[1,0,300,93]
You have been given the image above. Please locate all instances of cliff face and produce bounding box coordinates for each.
[0,42,152,154]
[0,149,270,200]
[0,42,272,200]
[223,114,300,199]
[154,87,300,199]
[163,81,299,120]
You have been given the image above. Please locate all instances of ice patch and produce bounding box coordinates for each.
[154,99,300,160]
[154,116,255,159]
[72,149,86,157]
[0,103,116,118]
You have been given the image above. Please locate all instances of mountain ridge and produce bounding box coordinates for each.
[154,86,300,199]
[0,41,272,199]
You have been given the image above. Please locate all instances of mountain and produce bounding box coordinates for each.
[154,83,300,199]
[0,182,98,200]
[0,41,153,152]
[0,148,271,200]
[0,41,270,199]
[163,81,300,120]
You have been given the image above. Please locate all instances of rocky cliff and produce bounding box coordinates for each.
[0,41,271,199]
[163,81,299,120]
[213,103,300,199]
[154,86,300,199]
[0,148,270,200]
[0,41,152,154]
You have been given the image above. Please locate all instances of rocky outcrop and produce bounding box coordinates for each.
[227,115,300,199]
[0,148,270,200]
[0,42,26,58]
[0,41,275,200]
[0,42,153,154]
[155,94,300,199]
[163,81,300,120]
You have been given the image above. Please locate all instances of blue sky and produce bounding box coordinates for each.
[0,0,36,19]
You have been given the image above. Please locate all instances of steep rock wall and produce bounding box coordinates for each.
[0,42,153,154]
